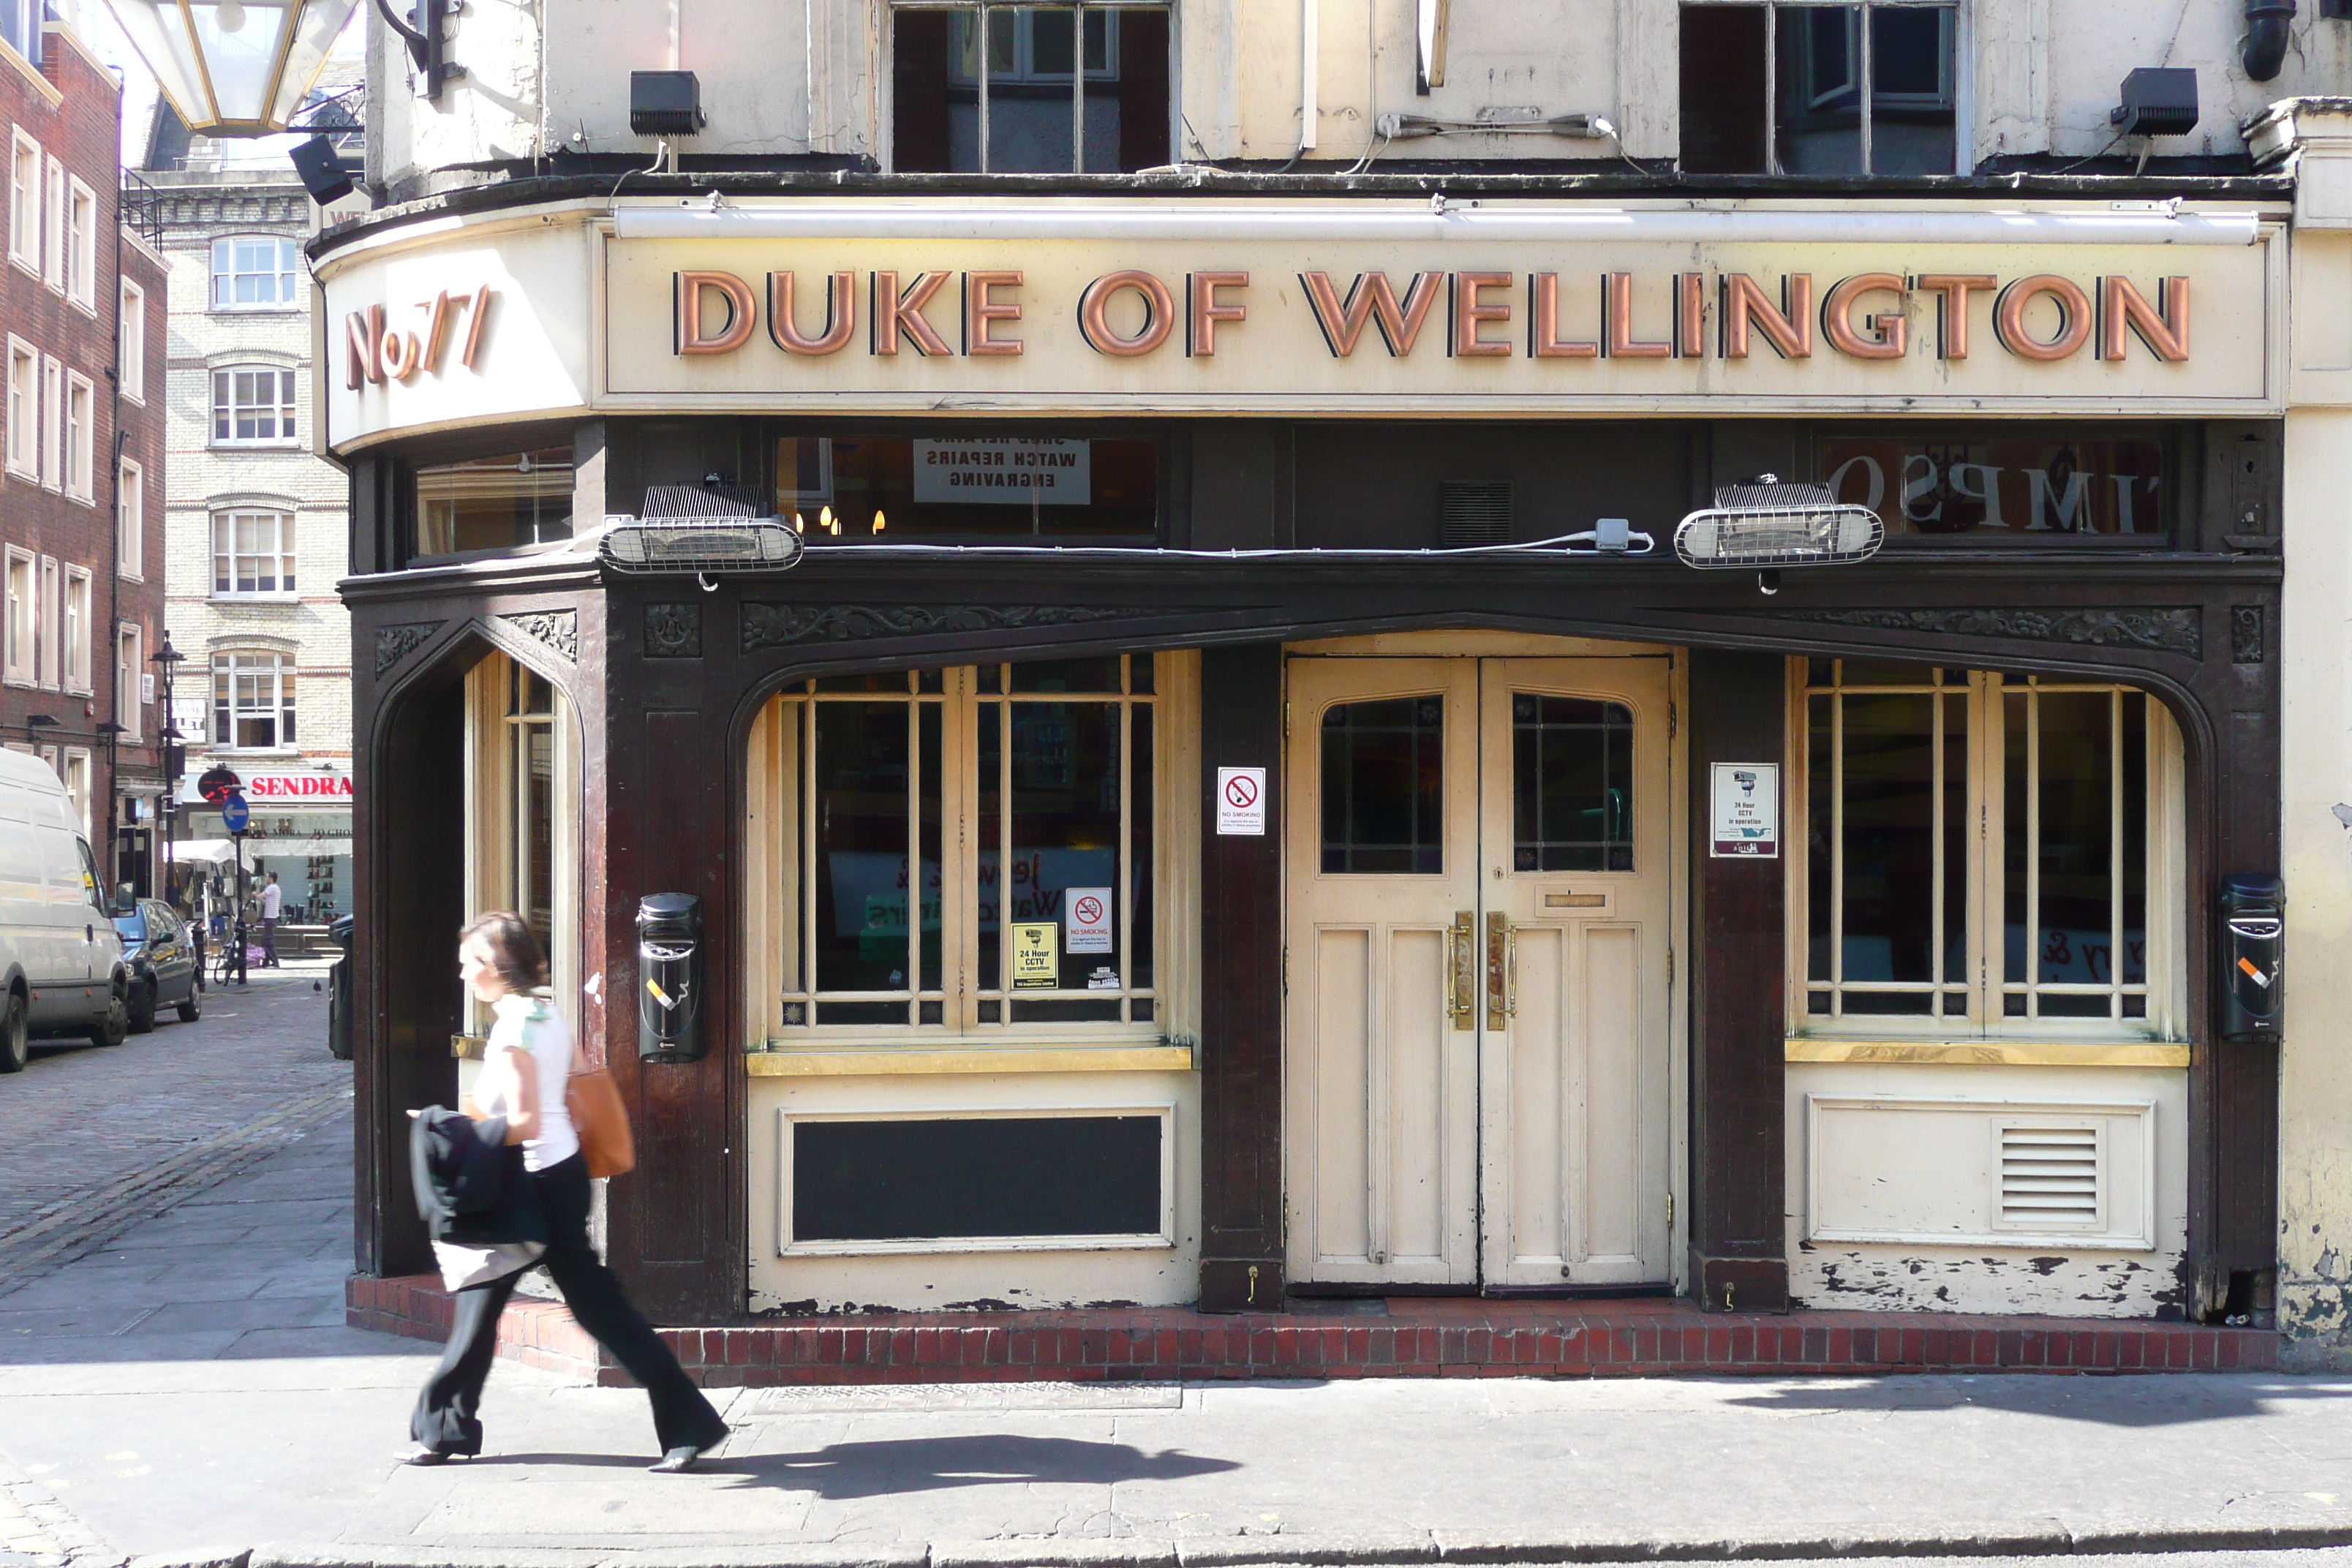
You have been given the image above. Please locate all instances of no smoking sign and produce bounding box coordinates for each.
[1066,886,1112,954]
[1216,766,1267,836]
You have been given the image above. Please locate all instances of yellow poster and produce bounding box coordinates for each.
[1010,923,1059,990]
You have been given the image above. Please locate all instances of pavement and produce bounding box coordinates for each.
[4,963,2352,1567]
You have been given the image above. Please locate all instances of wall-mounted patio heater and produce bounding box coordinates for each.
[1672,476,1883,592]
[601,484,805,581]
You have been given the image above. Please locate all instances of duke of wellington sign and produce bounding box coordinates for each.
[317,202,2285,449]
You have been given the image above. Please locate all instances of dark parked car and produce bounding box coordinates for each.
[112,899,202,1033]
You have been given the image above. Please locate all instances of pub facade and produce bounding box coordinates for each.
[325,193,2291,1326]
[323,0,2352,1360]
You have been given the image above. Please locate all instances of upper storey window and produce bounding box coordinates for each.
[1680,2,1957,176]
[211,235,304,311]
[0,0,38,65]
[414,448,576,559]
[892,3,1171,173]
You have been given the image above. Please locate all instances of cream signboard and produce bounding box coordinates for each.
[319,200,2285,449]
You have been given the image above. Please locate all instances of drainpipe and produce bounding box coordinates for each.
[2242,0,2294,82]
[1297,0,1318,159]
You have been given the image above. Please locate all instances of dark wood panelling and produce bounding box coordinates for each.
[355,673,465,1278]
[1196,644,1286,1311]
[606,705,735,1319]
[1188,426,1284,549]
[1686,650,1789,1313]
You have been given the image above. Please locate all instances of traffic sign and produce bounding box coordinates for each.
[197,764,243,804]
[221,793,250,833]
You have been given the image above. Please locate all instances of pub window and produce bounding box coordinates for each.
[774,434,1157,541]
[751,655,1177,1038]
[1680,3,1957,177]
[1821,429,2171,540]
[892,4,1172,174]
[1795,660,2182,1035]
[413,448,576,558]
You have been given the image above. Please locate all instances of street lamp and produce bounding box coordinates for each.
[94,0,364,137]
[151,638,187,907]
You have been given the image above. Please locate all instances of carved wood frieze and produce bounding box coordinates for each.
[741,603,1150,652]
[500,608,578,662]
[1771,606,2202,658]
[645,603,703,659]
[2231,604,2265,666]
[374,621,445,675]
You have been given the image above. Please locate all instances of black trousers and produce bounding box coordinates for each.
[411,1152,725,1456]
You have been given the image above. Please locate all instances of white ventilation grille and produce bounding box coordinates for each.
[1998,1125,2101,1229]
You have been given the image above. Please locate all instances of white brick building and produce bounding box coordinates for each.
[141,163,352,926]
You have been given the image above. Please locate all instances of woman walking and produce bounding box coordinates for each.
[407,912,727,1472]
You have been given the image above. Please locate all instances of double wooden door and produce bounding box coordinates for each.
[1284,655,1673,1290]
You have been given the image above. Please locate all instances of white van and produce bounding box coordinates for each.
[0,748,128,1073]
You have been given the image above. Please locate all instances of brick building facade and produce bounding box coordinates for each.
[139,165,353,924]
[1,14,167,893]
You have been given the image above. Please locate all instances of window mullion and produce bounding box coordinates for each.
[1072,2,1087,173]
[1763,4,1779,176]
[2025,682,2040,1021]
[979,5,992,174]
[1828,674,1844,1015]
[2110,690,2124,1020]
[1858,2,1874,176]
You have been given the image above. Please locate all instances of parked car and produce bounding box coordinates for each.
[0,749,129,1072]
[113,898,201,1033]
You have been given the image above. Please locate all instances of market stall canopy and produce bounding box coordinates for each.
[162,839,238,866]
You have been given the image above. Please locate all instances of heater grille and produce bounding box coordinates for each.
[1439,480,1514,547]
[1673,478,1885,569]
[1997,1125,2101,1229]
[601,485,804,575]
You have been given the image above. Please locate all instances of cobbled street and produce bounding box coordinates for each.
[0,957,350,1324]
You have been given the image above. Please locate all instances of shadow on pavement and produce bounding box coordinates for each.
[1722,1372,2352,1427]
[470,1435,1243,1496]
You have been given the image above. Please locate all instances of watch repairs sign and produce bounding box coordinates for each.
[1710,763,1779,858]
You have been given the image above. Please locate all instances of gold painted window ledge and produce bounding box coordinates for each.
[1785,1038,2190,1068]
[748,1043,1197,1077]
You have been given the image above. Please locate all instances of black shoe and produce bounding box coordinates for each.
[649,1445,703,1473]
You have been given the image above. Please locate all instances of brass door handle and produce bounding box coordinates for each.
[1486,911,1515,1030]
[1447,911,1475,1030]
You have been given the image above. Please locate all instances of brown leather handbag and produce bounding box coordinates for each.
[565,1066,636,1180]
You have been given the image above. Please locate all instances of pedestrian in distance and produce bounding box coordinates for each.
[405,911,728,1473]
[259,872,282,966]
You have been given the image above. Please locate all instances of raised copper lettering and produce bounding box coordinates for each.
[1720,274,1813,358]
[1527,273,1597,359]
[872,271,954,357]
[962,271,1024,357]
[769,271,857,355]
[1676,273,1706,358]
[461,285,494,369]
[1994,274,2092,361]
[1187,271,1249,357]
[344,304,384,388]
[1450,271,1512,357]
[674,270,755,355]
[1300,271,1444,356]
[419,291,459,372]
[1823,273,1909,360]
[1604,273,1671,358]
[1079,270,1177,356]
[2100,276,2190,362]
[379,327,422,380]
[1911,274,1996,360]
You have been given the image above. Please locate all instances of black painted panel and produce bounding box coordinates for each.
[793,1115,1162,1240]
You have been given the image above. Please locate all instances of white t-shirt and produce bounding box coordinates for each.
[260,882,282,919]
[484,992,578,1173]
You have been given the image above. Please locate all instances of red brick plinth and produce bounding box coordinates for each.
[347,1275,2276,1389]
